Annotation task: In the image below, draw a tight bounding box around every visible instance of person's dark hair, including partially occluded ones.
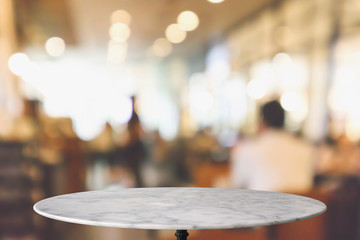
[261,100,285,129]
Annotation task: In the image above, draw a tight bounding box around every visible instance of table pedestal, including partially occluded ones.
[175,230,189,240]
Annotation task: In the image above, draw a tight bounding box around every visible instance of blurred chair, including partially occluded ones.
[0,141,36,239]
[325,176,360,240]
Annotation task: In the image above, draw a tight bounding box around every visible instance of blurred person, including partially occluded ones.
[231,100,314,193]
[121,96,147,187]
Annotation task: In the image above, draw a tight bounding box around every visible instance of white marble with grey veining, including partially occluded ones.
[33,187,326,230]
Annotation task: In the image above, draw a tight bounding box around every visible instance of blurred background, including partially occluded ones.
[1,0,360,239]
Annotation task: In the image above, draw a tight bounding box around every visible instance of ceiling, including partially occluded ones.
[67,0,275,59]
[13,0,276,60]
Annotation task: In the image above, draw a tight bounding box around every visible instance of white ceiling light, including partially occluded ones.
[109,23,131,42]
[177,11,199,31]
[45,37,66,57]
[165,24,187,44]
[8,53,30,76]
[207,0,225,3]
[280,91,303,112]
[247,79,266,100]
[111,9,132,25]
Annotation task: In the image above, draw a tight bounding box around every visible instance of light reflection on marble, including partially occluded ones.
[34,187,326,230]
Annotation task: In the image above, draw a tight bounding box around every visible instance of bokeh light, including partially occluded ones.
[207,0,225,3]
[280,91,303,112]
[109,95,133,125]
[152,38,172,57]
[329,67,360,114]
[246,79,266,100]
[111,9,132,25]
[45,37,66,57]
[272,52,293,67]
[224,76,248,129]
[165,24,187,44]
[206,43,231,83]
[8,53,30,76]
[108,41,127,64]
[177,11,199,31]
[189,87,215,126]
[109,23,131,42]
[73,118,105,141]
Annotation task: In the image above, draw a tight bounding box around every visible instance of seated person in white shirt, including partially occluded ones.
[231,100,314,193]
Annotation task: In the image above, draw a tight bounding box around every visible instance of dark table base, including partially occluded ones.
[175,230,189,240]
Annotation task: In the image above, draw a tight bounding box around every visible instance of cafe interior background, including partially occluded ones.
[1,0,360,239]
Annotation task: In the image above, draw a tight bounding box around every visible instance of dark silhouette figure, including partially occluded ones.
[123,96,147,187]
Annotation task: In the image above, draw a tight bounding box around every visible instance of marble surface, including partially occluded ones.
[34,187,326,230]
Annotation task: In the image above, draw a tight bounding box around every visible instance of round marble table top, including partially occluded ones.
[34,187,326,230]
